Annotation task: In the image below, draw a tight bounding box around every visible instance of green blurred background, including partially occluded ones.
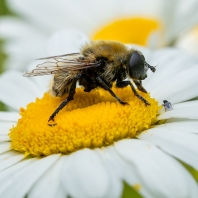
[0,0,12,111]
[0,0,7,74]
[0,0,12,74]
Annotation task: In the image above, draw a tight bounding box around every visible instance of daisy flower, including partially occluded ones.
[1,0,198,70]
[0,37,198,198]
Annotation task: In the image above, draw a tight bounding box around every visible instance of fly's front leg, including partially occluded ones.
[48,73,82,122]
[95,76,128,105]
[133,80,147,93]
[116,80,150,105]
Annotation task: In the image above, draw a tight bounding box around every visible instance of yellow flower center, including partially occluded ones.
[9,87,159,157]
[92,17,163,46]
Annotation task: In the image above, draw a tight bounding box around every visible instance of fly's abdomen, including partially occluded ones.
[50,72,75,97]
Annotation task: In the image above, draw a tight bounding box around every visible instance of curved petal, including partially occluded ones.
[175,27,198,57]
[139,128,198,169]
[149,64,198,104]
[0,121,16,135]
[0,112,20,121]
[155,120,198,134]
[166,0,198,45]
[0,142,11,154]
[28,157,66,198]
[0,154,60,198]
[0,158,37,195]
[0,70,43,111]
[96,148,124,198]
[0,135,10,142]
[0,151,25,171]
[140,128,198,155]
[98,146,152,198]
[144,49,198,92]
[115,139,197,198]
[47,28,89,55]
[61,149,110,198]
[0,17,43,39]
[158,106,198,120]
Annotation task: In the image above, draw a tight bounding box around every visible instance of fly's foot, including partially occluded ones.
[48,122,57,127]
[48,113,56,124]
[119,100,129,105]
[142,99,150,106]
[48,117,57,126]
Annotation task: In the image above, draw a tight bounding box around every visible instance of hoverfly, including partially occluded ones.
[24,40,156,122]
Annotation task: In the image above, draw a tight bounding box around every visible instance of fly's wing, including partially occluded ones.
[24,53,101,77]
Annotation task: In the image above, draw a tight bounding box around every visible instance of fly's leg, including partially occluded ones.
[116,80,150,105]
[48,73,82,122]
[95,76,128,105]
[133,80,147,93]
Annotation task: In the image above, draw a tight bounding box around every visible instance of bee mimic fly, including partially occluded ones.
[24,40,156,122]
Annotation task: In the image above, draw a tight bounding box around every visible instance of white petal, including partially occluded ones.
[139,129,198,169]
[0,70,42,110]
[6,0,164,35]
[0,151,25,171]
[29,156,66,198]
[98,146,153,198]
[155,120,198,134]
[0,154,60,198]
[151,65,198,104]
[181,164,198,198]
[0,142,11,154]
[61,149,110,198]
[47,28,89,55]
[0,121,16,135]
[0,112,19,121]
[166,0,198,44]
[7,0,79,32]
[0,135,10,142]
[115,139,193,198]
[140,128,198,155]
[158,106,198,120]
[3,36,47,70]
[175,27,198,57]
[0,17,43,39]
[173,100,198,109]
[144,48,198,91]
[96,148,123,198]
[0,158,37,196]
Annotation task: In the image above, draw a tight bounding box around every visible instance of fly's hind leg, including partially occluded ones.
[116,80,150,105]
[95,76,128,105]
[48,73,82,122]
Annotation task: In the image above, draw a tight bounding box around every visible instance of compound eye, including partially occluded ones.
[129,52,142,68]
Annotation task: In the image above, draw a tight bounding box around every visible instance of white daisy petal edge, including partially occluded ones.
[0,112,20,121]
[115,140,198,198]
[139,127,198,170]
[0,70,43,111]
[61,149,110,198]
[152,65,198,104]
[28,157,66,198]
[0,154,61,198]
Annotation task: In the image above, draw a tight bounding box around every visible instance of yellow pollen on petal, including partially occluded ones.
[133,183,142,191]
[92,17,162,46]
[9,86,159,157]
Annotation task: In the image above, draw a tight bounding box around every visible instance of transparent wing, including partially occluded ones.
[24,53,101,77]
